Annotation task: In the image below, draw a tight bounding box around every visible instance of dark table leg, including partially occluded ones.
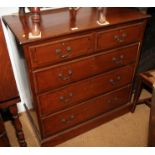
[131,76,143,112]
[0,113,10,147]
[148,84,155,146]
[9,104,27,147]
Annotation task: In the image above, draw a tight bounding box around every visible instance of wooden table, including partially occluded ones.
[0,20,27,147]
[0,113,10,147]
[148,83,155,146]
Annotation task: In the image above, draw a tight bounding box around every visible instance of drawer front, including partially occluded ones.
[29,34,94,69]
[33,44,139,93]
[97,23,144,51]
[41,85,131,137]
[38,64,135,116]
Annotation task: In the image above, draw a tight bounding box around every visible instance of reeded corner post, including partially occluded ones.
[31,7,41,23]
[18,7,29,39]
[18,7,41,39]
[69,7,80,31]
[19,7,26,16]
[148,83,155,146]
[97,7,109,26]
[29,7,41,39]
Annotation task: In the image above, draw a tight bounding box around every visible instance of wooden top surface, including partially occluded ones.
[2,7,150,45]
[0,21,19,102]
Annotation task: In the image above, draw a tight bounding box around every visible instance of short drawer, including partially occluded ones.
[37,64,135,116]
[41,85,131,138]
[28,34,94,69]
[33,44,139,93]
[97,22,145,50]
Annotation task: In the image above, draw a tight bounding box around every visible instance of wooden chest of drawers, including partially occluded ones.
[3,8,149,146]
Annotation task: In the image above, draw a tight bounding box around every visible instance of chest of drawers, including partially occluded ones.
[3,8,149,146]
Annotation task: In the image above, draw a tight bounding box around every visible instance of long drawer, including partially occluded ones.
[38,64,135,116]
[33,44,139,94]
[28,33,94,69]
[97,22,144,51]
[41,85,131,138]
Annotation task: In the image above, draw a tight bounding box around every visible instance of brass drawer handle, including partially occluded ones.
[114,33,127,43]
[59,92,73,103]
[109,79,115,85]
[66,46,72,52]
[58,69,73,81]
[61,114,75,124]
[114,35,124,43]
[61,118,67,123]
[55,46,72,59]
[55,48,61,54]
[69,115,75,120]
[116,76,121,81]
[109,76,121,85]
[112,55,124,65]
[120,55,124,59]
[121,33,127,38]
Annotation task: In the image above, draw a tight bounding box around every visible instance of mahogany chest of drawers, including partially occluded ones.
[3,8,149,146]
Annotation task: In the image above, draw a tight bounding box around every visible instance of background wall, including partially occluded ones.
[0,7,32,112]
[0,7,18,16]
